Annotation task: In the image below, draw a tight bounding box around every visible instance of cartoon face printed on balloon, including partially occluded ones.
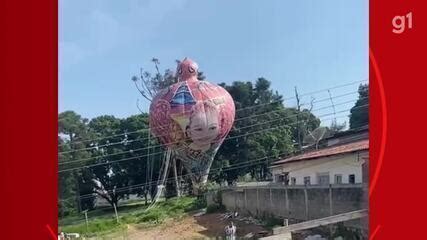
[177,58,199,82]
[186,101,220,152]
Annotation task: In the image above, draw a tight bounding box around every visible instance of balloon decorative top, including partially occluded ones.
[149,58,235,186]
[177,57,199,82]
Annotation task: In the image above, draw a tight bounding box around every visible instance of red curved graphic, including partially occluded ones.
[369,48,388,197]
[369,225,381,240]
[46,224,57,240]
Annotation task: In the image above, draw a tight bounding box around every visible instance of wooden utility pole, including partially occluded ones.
[82,210,89,233]
[172,157,181,197]
[69,133,82,213]
[74,170,81,213]
[113,203,119,223]
[145,131,151,205]
[294,87,302,150]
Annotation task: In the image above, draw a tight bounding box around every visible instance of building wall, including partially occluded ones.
[271,151,368,185]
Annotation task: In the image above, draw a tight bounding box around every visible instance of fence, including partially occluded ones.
[219,183,368,225]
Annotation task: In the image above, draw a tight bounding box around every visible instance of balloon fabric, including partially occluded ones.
[149,58,235,190]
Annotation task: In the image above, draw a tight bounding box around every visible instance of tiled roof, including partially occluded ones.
[272,139,369,166]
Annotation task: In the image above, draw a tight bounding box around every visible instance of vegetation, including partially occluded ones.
[59,59,367,220]
[212,78,319,184]
[349,84,369,129]
[61,197,203,237]
[58,78,323,217]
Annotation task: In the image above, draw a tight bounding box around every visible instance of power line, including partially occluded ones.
[236,79,367,113]
[58,113,340,166]
[300,90,358,107]
[59,80,366,147]
[58,94,356,154]
[58,102,357,166]
[59,101,367,168]
[58,104,367,172]
[59,107,354,167]
[59,131,369,203]
[59,95,365,155]
[59,149,301,202]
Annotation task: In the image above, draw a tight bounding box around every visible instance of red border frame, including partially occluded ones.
[0,0,426,239]
[0,0,58,239]
[369,0,426,239]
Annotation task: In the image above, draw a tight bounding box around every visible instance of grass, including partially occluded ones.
[60,196,204,237]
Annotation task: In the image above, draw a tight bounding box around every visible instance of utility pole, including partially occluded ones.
[69,133,81,213]
[74,170,81,213]
[173,157,181,197]
[294,87,302,150]
[145,131,151,205]
[113,203,119,223]
[82,210,89,233]
[327,89,337,126]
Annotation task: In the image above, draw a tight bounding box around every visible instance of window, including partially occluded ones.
[334,174,343,184]
[291,177,296,185]
[275,174,284,183]
[317,172,330,185]
[349,174,356,184]
[304,176,311,185]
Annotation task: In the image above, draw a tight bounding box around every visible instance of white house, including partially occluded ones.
[271,139,368,186]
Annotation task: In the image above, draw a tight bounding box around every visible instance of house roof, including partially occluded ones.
[272,139,369,166]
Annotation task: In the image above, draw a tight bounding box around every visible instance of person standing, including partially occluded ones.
[225,222,236,240]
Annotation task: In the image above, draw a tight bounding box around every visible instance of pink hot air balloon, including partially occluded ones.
[149,58,235,191]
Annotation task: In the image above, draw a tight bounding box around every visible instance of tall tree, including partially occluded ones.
[58,111,95,214]
[212,78,320,184]
[87,115,131,209]
[58,137,77,217]
[132,58,206,102]
[349,84,369,129]
[119,114,163,203]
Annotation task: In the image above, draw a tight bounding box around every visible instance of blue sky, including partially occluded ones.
[59,0,368,126]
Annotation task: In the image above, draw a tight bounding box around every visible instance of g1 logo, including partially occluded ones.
[392,12,412,34]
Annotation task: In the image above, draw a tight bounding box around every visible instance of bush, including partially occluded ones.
[138,210,166,223]
[62,218,124,237]
[136,197,199,223]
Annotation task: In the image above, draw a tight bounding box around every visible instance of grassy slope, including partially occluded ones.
[60,197,204,237]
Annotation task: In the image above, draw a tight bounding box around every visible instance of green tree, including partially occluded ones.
[119,114,164,203]
[58,111,96,214]
[349,84,369,129]
[132,58,206,102]
[87,115,131,208]
[58,137,77,217]
[212,78,320,184]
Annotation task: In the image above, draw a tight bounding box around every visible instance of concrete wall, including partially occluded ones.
[220,184,367,222]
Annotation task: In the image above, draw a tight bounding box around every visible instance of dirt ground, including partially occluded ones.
[125,212,271,239]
